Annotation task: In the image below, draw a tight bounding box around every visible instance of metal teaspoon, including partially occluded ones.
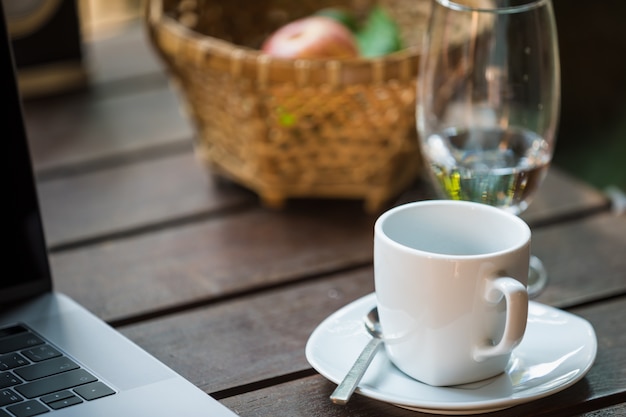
[330,307,383,405]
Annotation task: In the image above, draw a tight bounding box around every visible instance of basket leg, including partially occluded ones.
[364,195,385,214]
[260,191,286,210]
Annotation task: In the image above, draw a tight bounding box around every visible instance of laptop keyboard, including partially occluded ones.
[0,324,115,416]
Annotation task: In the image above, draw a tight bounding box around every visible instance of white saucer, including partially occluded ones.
[305,293,597,415]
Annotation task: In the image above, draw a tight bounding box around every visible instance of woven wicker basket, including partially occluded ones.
[145,0,433,212]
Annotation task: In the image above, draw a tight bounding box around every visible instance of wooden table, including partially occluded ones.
[22,21,626,417]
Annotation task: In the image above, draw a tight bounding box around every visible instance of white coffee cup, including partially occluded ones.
[374,200,530,386]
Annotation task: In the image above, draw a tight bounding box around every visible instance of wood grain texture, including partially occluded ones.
[118,268,376,392]
[37,153,256,248]
[582,404,626,417]
[23,85,193,172]
[521,168,610,226]
[532,213,626,308]
[50,201,377,322]
[49,199,624,323]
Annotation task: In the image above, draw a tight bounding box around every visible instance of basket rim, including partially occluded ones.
[145,0,422,85]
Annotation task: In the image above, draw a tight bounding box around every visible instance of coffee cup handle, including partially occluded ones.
[474,277,528,361]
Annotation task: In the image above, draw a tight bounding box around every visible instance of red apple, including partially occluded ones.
[261,16,359,59]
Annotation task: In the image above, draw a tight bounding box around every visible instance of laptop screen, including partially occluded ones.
[1,2,53,304]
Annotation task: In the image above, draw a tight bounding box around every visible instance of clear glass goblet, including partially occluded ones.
[416,0,560,297]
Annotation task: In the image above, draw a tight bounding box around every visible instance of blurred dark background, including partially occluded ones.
[551,0,626,191]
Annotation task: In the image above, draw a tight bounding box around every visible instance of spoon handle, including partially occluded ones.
[330,337,383,405]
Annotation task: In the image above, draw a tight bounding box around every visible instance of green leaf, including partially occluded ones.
[276,107,297,127]
[314,7,359,32]
[356,6,403,58]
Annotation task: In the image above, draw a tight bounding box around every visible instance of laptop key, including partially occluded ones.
[0,333,43,355]
[6,400,49,417]
[20,346,61,363]
[74,381,115,401]
[47,395,83,410]
[0,326,28,340]
[14,369,96,398]
[0,353,29,370]
[0,372,22,388]
[14,357,79,381]
[39,390,74,404]
[0,388,22,406]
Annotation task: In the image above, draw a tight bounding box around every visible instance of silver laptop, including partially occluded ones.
[0,4,237,416]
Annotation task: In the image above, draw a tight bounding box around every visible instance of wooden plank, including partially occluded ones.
[521,168,610,225]
[118,268,376,392]
[221,375,419,417]
[230,372,626,417]
[582,404,626,417]
[51,201,378,322]
[217,297,626,417]
[23,85,193,172]
[115,213,626,391]
[532,213,626,308]
[50,205,624,323]
[37,153,255,248]
[21,19,188,172]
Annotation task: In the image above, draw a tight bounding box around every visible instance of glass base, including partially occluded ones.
[528,255,548,298]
